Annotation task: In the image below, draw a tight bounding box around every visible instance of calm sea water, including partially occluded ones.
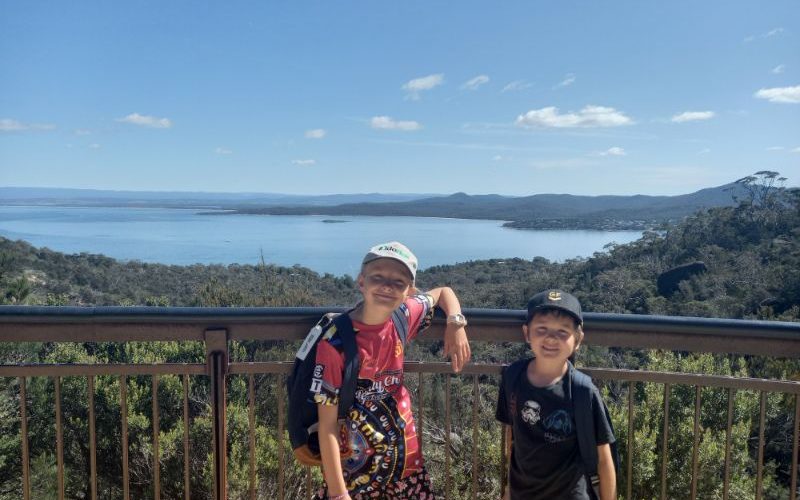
[0,206,642,277]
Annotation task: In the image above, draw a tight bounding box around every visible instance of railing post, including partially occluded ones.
[206,328,229,500]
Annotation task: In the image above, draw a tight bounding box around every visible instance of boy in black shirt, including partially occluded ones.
[496,289,616,499]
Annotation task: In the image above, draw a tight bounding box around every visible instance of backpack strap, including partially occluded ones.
[502,358,531,417]
[571,365,600,493]
[391,306,410,346]
[330,313,359,420]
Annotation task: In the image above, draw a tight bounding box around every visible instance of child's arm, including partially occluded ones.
[317,403,351,500]
[425,286,471,372]
[596,442,616,500]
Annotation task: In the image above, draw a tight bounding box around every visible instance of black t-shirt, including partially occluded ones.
[495,359,615,500]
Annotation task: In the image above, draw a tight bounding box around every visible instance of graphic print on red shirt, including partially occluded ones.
[311,294,434,495]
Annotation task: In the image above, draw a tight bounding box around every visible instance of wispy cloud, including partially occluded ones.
[215,147,233,155]
[291,159,316,166]
[596,146,626,156]
[744,27,784,43]
[698,148,711,155]
[772,64,787,74]
[370,116,422,131]
[0,118,56,132]
[515,106,633,128]
[671,111,715,123]
[74,129,92,136]
[766,146,785,151]
[305,128,327,139]
[554,73,576,89]
[792,147,800,153]
[461,75,490,91]
[754,85,800,103]
[88,143,101,149]
[116,113,172,128]
[501,80,533,93]
[402,73,444,100]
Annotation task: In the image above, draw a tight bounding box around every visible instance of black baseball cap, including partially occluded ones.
[525,289,583,325]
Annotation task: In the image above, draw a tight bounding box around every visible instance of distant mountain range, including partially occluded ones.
[0,183,748,230]
[0,187,431,207]
[228,183,748,230]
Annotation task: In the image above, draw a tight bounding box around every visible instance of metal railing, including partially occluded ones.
[0,306,799,499]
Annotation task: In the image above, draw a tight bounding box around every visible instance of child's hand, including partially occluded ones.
[443,325,471,372]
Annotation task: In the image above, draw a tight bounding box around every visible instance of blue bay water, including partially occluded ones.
[0,206,642,277]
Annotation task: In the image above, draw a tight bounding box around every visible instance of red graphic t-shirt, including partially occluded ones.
[311,294,434,495]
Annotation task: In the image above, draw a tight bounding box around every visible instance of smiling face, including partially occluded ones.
[357,258,413,314]
[522,310,583,365]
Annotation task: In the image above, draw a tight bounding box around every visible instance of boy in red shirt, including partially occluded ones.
[311,241,471,500]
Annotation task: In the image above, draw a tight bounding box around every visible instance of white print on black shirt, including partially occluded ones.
[521,400,541,426]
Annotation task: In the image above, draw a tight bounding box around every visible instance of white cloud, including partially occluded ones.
[116,112,172,128]
[698,148,711,155]
[215,147,233,155]
[501,80,533,93]
[766,146,785,151]
[492,155,504,161]
[754,85,800,103]
[305,128,327,139]
[792,147,800,153]
[597,147,626,156]
[402,73,444,99]
[554,73,576,89]
[744,27,784,42]
[671,110,715,123]
[461,75,489,91]
[515,105,633,128]
[291,159,316,166]
[0,118,56,132]
[89,143,101,149]
[370,116,422,131]
[772,64,787,74]
[74,129,92,136]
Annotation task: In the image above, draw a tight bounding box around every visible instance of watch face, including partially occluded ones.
[447,313,467,326]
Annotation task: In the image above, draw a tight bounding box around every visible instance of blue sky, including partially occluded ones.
[1,1,798,196]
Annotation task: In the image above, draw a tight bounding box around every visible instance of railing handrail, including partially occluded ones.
[1,306,798,357]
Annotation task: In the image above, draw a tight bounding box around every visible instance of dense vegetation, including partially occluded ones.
[0,171,798,498]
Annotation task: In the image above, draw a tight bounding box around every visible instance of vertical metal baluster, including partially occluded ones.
[121,376,129,500]
[305,466,311,500]
[418,372,424,456]
[249,374,256,500]
[445,375,451,500]
[627,382,634,500]
[791,395,799,500]
[501,424,511,497]
[55,376,64,500]
[278,374,285,500]
[472,375,479,500]
[660,384,670,500]
[755,391,766,500]
[20,377,30,500]
[183,374,190,500]
[690,386,701,500]
[88,376,97,500]
[153,375,160,500]
[723,389,734,500]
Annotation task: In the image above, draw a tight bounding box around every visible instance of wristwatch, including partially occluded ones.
[446,313,468,328]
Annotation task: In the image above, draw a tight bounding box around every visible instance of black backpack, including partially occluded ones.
[287,308,409,466]
[502,359,620,499]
